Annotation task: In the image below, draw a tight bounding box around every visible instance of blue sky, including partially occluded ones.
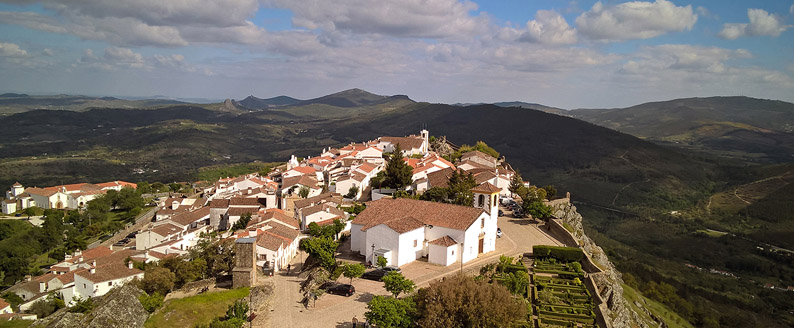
[0,0,792,108]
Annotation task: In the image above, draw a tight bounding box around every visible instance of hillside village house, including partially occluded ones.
[2,181,137,214]
[350,181,500,267]
[372,130,429,156]
[8,247,144,309]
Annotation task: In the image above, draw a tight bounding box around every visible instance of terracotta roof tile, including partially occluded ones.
[293,193,342,209]
[379,136,424,150]
[75,262,143,283]
[256,234,284,251]
[229,197,261,206]
[354,198,485,232]
[429,236,458,247]
[281,175,319,190]
[227,207,257,217]
[151,223,183,237]
[210,199,230,208]
[171,207,210,226]
[471,182,501,194]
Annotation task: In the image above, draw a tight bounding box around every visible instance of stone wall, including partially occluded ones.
[547,201,660,328]
[232,238,256,288]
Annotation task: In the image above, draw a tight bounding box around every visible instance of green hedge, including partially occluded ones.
[539,316,577,327]
[533,245,583,262]
[501,264,528,274]
[540,313,594,324]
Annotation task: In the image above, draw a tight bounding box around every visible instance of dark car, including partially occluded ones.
[498,209,504,217]
[326,283,355,296]
[513,210,526,218]
[362,266,401,281]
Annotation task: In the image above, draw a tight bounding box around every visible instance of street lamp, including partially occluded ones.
[459,242,463,274]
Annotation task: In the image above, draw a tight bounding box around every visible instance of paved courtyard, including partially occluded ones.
[260,207,569,328]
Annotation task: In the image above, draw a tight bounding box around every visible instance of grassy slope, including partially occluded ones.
[0,320,33,328]
[622,283,694,328]
[145,287,250,328]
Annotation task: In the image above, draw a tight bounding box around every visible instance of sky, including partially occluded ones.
[0,0,793,109]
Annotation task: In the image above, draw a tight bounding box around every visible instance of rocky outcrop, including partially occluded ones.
[549,201,661,328]
[429,135,455,158]
[33,285,149,328]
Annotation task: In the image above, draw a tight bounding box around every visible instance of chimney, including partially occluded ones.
[89,267,96,274]
[79,256,84,262]
[91,260,96,267]
[24,275,31,282]
[325,207,330,213]
[172,201,179,210]
[128,261,133,269]
[39,282,46,293]
[249,228,257,237]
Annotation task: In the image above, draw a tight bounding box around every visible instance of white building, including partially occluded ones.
[350,181,500,267]
[71,261,144,304]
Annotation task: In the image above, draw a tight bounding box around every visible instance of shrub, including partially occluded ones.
[532,245,583,263]
[139,292,164,313]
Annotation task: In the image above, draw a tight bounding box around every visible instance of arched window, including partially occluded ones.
[478,194,484,207]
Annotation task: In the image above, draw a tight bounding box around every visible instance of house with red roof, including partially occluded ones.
[350,182,499,267]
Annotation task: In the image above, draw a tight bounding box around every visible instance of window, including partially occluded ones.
[108,282,112,286]
[413,240,417,247]
[478,194,484,206]
[481,218,484,229]
[451,250,455,256]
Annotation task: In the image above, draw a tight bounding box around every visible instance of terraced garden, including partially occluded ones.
[531,246,597,328]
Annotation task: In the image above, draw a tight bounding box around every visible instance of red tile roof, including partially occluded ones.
[379,136,424,150]
[471,182,501,194]
[429,236,458,247]
[210,199,231,208]
[151,223,183,237]
[170,207,210,226]
[75,262,143,283]
[289,166,318,175]
[227,207,257,217]
[354,198,485,232]
[281,175,319,190]
[229,197,261,206]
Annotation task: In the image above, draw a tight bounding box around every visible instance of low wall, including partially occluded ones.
[546,218,579,247]
[584,273,610,328]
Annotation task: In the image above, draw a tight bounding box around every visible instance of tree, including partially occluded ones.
[344,186,359,199]
[376,256,388,269]
[190,235,235,277]
[140,267,176,296]
[522,201,552,220]
[300,236,338,271]
[298,186,310,198]
[365,295,415,328]
[382,271,415,298]
[508,173,523,195]
[384,144,414,190]
[68,297,94,313]
[503,271,529,296]
[342,263,365,284]
[414,274,526,328]
[230,212,252,232]
[136,181,152,195]
[542,185,557,200]
[23,207,37,219]
[169,183,182,193]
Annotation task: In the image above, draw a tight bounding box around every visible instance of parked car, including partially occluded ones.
[325,283,355,297]
[498,209,504,217]
[362,266,401,281]
[126,232,137,239]
[513,210,526,218]
[497,227,503,238]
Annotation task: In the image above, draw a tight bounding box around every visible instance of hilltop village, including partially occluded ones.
[0,131,632,328]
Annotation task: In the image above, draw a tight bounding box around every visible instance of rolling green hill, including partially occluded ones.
[0,94,188,115]
[570,96,794,163]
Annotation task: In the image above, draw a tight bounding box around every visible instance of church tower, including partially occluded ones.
[471,181,500,221]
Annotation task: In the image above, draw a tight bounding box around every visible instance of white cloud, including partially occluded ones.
[0,42,28,57]
[718,9,791,39]
[0,0,266,47]
[41,48,54,56]
[104,47,145,68]
[501,10,577,44]
[790,4,793,15]
[263,0,489,39]
[575,0,698,41]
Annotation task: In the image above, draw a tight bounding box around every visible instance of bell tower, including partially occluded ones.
[471,182,500,221]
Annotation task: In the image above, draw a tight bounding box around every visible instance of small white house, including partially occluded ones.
[70,262,144,304]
